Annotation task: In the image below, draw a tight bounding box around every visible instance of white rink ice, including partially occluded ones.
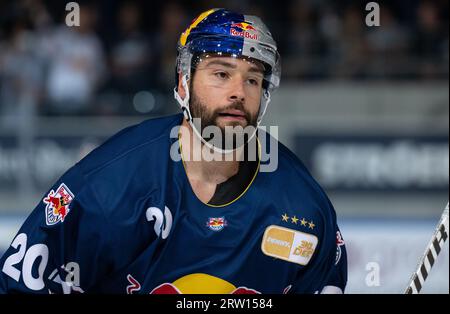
[341,219,449,294]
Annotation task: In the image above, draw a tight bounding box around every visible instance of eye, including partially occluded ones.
[247,78,262,86]
[214,71,229,79]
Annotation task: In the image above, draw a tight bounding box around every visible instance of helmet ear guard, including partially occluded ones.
[173,74,191,121]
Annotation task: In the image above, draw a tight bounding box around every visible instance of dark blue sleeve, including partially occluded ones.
[290,201,348,294]
[321,227,348,293]
[0,165,113,294]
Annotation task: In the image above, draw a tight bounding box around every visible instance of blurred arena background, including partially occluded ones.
[0,0,448,293]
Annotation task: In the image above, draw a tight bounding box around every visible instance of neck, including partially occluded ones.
[179,119,244,184]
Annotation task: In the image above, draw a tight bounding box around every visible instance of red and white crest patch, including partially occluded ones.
[43,183,74,225]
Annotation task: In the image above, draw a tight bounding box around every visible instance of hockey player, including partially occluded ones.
[0,8,347,294]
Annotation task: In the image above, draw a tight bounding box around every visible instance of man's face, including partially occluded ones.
[188,56,264,137]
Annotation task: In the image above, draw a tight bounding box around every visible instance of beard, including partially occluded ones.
[189,88,258,151]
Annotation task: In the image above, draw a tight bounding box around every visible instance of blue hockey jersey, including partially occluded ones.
[0,113,347,294]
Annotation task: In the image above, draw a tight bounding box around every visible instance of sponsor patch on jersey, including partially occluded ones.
[335,231,345,265]
[206,217,227,232]
[261,225,318,266]
[43,183,74,226]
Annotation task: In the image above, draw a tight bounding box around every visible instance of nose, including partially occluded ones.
[228,78,246,103]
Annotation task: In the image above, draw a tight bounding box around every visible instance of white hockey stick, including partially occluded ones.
[405,202,449,294]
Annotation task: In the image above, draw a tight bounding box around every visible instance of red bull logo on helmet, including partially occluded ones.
[150,273,260,294]
[43,183,74,225]
[231,22,256,31]
[230,22,258,40]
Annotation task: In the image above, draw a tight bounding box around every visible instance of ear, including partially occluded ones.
[177,73,187,99]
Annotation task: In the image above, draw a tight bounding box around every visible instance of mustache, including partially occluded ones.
[212,102,251,123]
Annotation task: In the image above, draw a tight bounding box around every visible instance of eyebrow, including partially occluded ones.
[203,59,264,74]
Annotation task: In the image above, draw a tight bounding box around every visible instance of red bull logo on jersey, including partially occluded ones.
[230,22,258,40]
[43,183,74,225]
[150,273,260,294]
[206,217,227,231]
[126,274,141,294]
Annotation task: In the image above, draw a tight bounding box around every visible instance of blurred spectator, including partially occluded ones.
[153,1,188,91]
[283,1,329,79]
[98,1,155,115]
[413,1,448,79]
[366,6,411,79]
[0,8,45,126]
[110,2,154,93]
[330,5,370,80]
[0,0,448,118]
[39,3,106,115]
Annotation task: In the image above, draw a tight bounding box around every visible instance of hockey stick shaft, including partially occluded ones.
[405,202,449,294]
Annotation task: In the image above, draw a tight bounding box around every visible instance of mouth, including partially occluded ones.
[217,110,247,121]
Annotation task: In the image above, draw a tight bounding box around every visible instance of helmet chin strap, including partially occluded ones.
[174,74,271,155]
